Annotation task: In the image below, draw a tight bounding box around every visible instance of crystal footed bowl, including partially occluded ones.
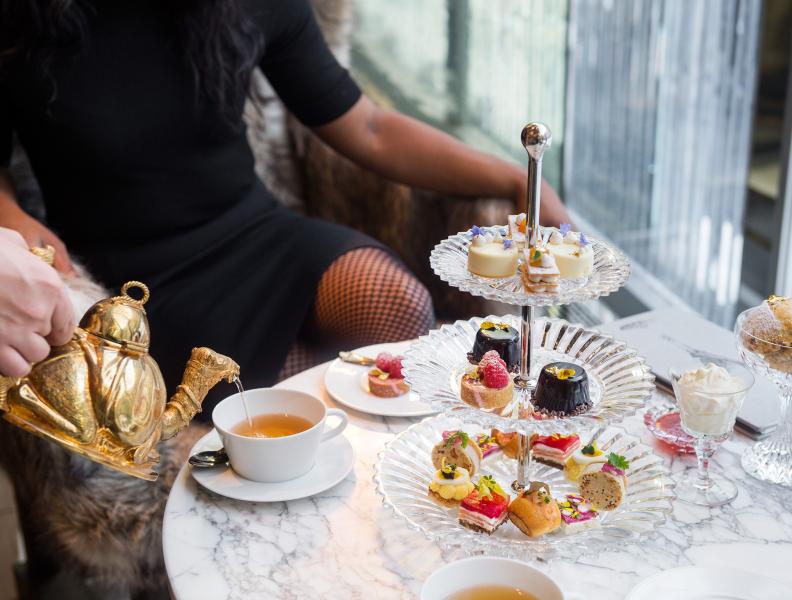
[374,415,675,561]
[430,226,630,307]
[735,299,792,487]
[402,315,655,436]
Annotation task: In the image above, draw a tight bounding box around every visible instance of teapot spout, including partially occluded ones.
[160,347,240,441]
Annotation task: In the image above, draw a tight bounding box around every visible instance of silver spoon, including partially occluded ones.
[189,449,229,468]
[338,351,375,366]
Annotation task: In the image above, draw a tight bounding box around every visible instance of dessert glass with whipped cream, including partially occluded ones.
[735,297,792,487]
[670,360,754,506]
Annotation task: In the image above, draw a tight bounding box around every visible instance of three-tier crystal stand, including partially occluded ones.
[378,123,671,560]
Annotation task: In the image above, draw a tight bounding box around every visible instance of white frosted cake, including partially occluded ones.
[546,225,594,278]
[467,227,518,278]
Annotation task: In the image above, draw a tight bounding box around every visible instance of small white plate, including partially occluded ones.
[324,341,436,417]
[626,567,791,600]
[189,429,355,502]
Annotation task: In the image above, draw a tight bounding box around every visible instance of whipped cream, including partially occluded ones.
[676,363,747,437]
[549,229,564,245]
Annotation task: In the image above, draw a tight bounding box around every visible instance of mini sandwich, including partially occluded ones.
[458,475,510,535]
[507,213,528,247]
[508,481,561,538]
[432,431,483,476]
[530,433,581,469]
[579,453,630,511]
[557,494,600,534]
[491,429,521,459]
[428,462,475,508]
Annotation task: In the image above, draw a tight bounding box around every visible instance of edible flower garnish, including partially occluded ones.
[444,430,470,449]
[579,232,589,246]
[440,459,458,480]
[606,453,630,471]
[547,365,576,380]
[559,223,571,235]
[470,225,485,238]
[475,475,506,499]
[503,239,513,250]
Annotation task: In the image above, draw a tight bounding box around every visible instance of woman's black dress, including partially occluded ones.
[0,0,383,409]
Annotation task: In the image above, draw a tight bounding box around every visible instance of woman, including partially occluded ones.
[0,0,569,398]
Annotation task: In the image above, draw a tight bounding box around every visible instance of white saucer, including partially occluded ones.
[189,429,355,502]
[626,567,791,600]
[324,341,436,417]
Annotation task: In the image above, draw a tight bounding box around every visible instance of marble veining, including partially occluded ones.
[164,325,792,600]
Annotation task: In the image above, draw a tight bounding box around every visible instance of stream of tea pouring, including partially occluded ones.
[233,376,265,437]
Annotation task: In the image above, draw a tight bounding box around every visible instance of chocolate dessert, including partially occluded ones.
[468,321,520,372]
[532,361,592,416]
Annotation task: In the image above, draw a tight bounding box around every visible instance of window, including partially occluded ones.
[351,0,790,327]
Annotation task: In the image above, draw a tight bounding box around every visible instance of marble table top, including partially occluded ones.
[163,310,792,599]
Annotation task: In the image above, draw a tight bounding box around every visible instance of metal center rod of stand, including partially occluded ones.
[513,123,552,492]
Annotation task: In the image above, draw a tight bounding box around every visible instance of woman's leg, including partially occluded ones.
[278,247,435,380]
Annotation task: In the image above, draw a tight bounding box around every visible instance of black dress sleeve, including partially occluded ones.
[0,92,11,166]
[258,0,362,127]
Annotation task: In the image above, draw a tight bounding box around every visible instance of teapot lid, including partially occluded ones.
[79,281,152,350]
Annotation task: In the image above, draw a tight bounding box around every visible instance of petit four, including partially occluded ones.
[579,453,629,511]
[458,475,510,535]
[546,223,593,279]
[565,441,606,482]
[508,481,562,538]
[428,462,475,507]
[468,321,520,372]
[521,245,561,294]
[491,429,520,459]
[533,362,592,416]
[507,213,528,247]
[368,353,409,398]
[740,295,792,373]
[460,351,514,411]
[530,433,581,469]
[557,494,600,534]
[467,226,519,278]
[474,433,501,458]
[433,431,483,476]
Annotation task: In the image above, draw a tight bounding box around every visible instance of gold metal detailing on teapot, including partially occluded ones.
[0,275,240,480]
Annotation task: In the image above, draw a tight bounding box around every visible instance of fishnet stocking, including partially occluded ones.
[278,247,435,380]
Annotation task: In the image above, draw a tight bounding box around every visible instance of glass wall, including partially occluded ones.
[351,0,771,326]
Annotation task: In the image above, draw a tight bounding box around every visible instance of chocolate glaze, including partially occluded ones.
[468,322,520,372]
[533,361,592,416]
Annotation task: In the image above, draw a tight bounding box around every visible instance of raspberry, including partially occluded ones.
[478,351,507,378]
[481,360,510,389]
[375,352,393,372]
[389,356,404,379]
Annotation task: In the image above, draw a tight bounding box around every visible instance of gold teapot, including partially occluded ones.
[0,279,239,480]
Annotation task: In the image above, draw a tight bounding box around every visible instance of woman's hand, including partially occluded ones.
[0,197,75,274]
[0,227,75,377]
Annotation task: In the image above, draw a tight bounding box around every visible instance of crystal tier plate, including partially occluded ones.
[374,415,675,561]
[402,315,655,436]
[430,226,630,307]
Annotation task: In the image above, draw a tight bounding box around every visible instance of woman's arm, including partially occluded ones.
[0,169,74,274]
[314,96,571,226]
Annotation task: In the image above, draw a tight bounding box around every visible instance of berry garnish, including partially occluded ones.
[481,359,510,389]
[375,352,393,372]
[389,356,404,379]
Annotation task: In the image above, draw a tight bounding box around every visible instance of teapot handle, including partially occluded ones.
[29,245,55,266]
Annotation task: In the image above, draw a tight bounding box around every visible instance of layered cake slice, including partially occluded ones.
[579,453,630,511]
[521,246,561,294]
[530,433,581,469]
[557,493,600,534]
[460,351,514,410]
[458,475,510,534]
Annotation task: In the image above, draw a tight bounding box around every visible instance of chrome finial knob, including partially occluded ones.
[521,122,552,161]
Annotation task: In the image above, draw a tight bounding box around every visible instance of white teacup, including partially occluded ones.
[421,557,576,600]
[213,388,348,483]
